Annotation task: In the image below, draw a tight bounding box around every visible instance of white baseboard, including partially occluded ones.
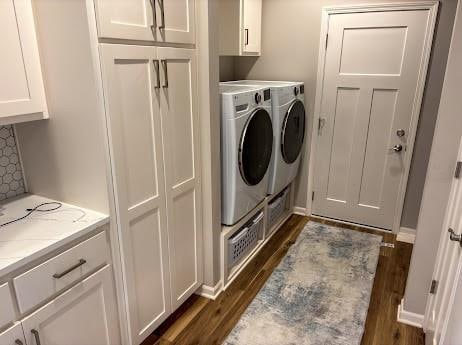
[197,280,223,300]
[293,206,307,216]
[397,298,424,328]
[397,227,416,244]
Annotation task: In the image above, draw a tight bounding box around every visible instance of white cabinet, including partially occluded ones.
[242,0,262,54]
[219,0,262,56]
[21,266,120,345]
[0,0,47,124]
[95,0,195,44]
[100,44,202,344]
[0,323,26,345]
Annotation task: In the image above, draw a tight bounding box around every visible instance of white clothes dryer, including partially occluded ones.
[219,84,273,225]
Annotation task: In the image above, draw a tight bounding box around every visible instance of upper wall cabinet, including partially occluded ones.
[219,0,262,56]
[95,0,195,44]
[0,0,48,125]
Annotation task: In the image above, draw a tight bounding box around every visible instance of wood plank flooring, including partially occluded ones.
[142,215,424,345]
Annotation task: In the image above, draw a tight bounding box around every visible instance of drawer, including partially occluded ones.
[14,231,109,314]
[0,283,15,328]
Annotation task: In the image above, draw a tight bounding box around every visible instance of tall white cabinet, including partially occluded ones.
[11,0,203,343]
[100,44,202,343]
[96,1,202,344]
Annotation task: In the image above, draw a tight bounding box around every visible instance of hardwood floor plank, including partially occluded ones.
[143,215,424,345]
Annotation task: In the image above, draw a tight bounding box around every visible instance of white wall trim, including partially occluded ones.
[397,227,417,244]
[305,1,439,234]
[197,280,223,300]
[293,207,308,216]
[398,298,424,328]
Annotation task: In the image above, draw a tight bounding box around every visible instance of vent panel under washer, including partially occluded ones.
[228,211,264,268]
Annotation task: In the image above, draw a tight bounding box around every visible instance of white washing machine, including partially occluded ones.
[220,84,273,226]
[222,81,306,195]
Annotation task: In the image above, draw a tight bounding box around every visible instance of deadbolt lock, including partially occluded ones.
[392,144,403,153]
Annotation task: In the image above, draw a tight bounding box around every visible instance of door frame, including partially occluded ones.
[305,1,439,233]
[423,137,462,337]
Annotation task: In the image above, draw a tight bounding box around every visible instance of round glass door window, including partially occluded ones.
[239,109,273,186]
[281,100,305,164]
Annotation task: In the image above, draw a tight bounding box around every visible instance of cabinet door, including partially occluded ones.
[158,47,203,309]
[0,0,47,120]
[242,0,262,55]
[94,0,156,41]
[99,44,171,344]
[94,0,195,44]
[0,323,26,345]
[21,266,120,345]
[159,0,195,44]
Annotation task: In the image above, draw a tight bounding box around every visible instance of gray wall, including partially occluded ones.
[404,1,462,316]
[224,0,457,229]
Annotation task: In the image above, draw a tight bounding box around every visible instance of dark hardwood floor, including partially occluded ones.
[142,215,424,345]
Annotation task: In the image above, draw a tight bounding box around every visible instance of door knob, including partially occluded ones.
[448,228,462,247]
[391,144,403,153]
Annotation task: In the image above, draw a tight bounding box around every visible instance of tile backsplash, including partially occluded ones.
[0,126,25,201]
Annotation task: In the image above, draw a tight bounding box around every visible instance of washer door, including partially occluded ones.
[239,108,273,186]
[281,100,306,164]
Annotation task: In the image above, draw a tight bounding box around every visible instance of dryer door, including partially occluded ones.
[239,108,273,186]
[281,100,305,164]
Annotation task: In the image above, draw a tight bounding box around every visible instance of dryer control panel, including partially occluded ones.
[220,85,272,120]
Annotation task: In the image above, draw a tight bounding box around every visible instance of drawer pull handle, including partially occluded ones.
[15,340,24,345]
[53,259,87,279]
[31,329,41,345]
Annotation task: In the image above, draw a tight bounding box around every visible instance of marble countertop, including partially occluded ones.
[0,194,109,277]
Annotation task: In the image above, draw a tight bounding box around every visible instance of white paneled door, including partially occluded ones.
[157,47,203,310]
[313,8,436,230]
[100,44,171,344]
[424,140,462,345]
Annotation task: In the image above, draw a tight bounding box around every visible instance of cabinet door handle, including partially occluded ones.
[245,28,249,45]
[15,340,23,345]
[153,60,161,89]
[158,0,165,29]
[150,0,157,28]
[31,329,41,345]
[52,259,86,279]
[161,60,169,88]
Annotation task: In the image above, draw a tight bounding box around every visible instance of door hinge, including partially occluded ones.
[325,33,329,49]
[430,279,438,294]
[312,191,315,201]
[455,161,462,179]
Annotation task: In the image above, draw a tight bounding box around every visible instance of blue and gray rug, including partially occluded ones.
[224,221,382,345]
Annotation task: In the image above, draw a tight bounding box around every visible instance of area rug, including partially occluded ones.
[223,221,382,345]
